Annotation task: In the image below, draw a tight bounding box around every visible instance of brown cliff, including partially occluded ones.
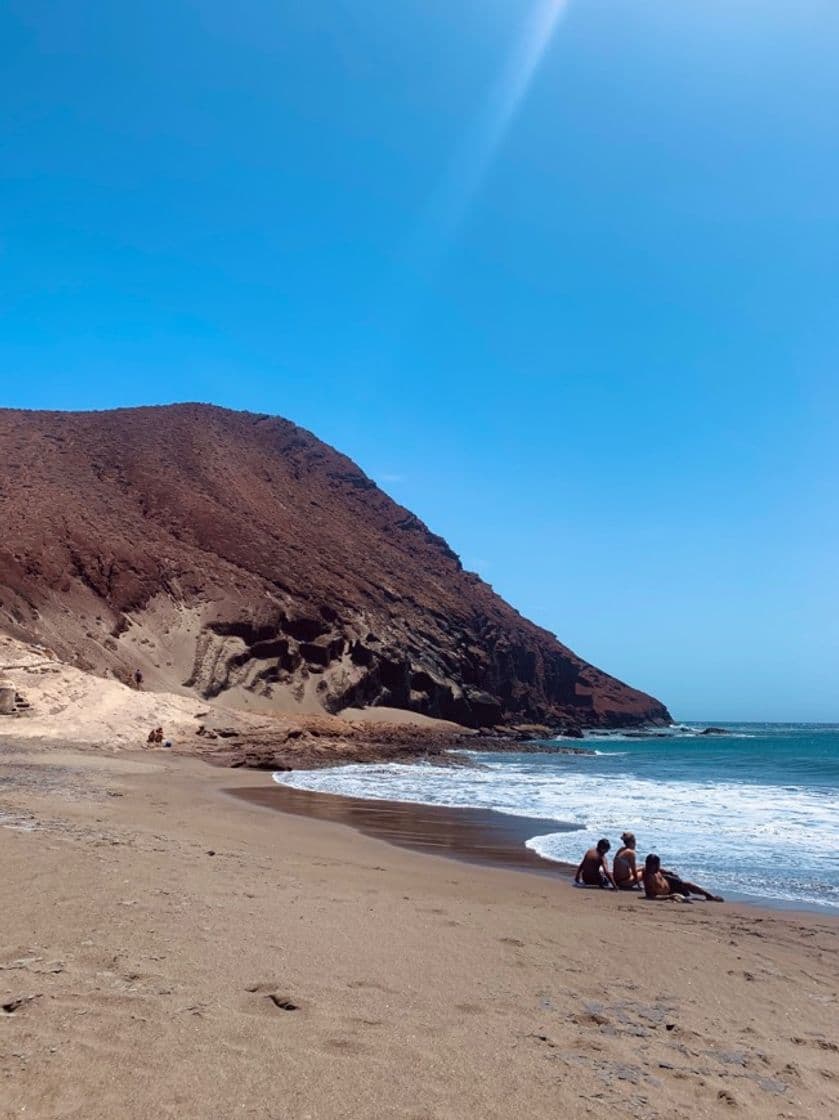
[0,404,670,731]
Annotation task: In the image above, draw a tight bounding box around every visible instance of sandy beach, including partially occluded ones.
[1,738,837,1120]
[3,2,837,1115]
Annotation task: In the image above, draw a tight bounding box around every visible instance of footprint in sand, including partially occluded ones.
[2,994,40,1014]
[322,1036,365,1055]
[245,982,301,1013]
[347,978,396,994]
[791,1035,838,1052]
[267,994,299,1011]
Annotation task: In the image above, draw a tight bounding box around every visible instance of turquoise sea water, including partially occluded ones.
[275,724,839,913]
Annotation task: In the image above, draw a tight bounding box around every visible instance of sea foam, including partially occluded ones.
[274,727,839,912]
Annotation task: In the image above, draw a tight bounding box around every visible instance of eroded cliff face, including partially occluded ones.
[0,404,669,730]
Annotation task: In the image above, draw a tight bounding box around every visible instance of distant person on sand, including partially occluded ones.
[575,839,617,889]
[613,832,644,889]
[643,854,723,902]
[134,669,143,689]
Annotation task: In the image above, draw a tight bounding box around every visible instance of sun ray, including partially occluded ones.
[420,0,571,259]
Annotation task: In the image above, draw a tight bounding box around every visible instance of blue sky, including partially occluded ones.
[2,1,837,720]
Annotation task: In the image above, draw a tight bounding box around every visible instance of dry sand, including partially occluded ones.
[0,633,208,747]
[1,735,837,1120]
[336,706,474,732]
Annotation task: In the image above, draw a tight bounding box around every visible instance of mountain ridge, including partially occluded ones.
[0,403,670,731]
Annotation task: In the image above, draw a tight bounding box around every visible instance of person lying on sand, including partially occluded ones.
[613,832,644,889]
[643,854,723,902]
[575,839,617,889]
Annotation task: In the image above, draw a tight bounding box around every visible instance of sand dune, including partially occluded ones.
[0,634,208,748]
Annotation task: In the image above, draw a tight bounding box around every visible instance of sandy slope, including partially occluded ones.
[0,634,209,747]
[337,705,473,731]
[0,636,473,766]
[0,738,836,1120]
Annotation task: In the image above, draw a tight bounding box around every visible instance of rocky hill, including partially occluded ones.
[0,404,669,731]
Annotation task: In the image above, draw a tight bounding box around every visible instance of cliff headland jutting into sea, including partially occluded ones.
[0,404,668,741]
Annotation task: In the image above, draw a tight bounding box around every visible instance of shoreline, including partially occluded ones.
[227,782,572,875]
[228,774,839,918]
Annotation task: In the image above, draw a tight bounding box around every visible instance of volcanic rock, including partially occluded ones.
[0,404,669,730]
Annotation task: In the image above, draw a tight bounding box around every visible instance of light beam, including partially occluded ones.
[421,0,571,258]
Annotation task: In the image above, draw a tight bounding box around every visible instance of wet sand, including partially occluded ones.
[228,783,574,873]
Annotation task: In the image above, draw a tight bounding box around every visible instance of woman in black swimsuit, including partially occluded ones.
[643,854,723,902]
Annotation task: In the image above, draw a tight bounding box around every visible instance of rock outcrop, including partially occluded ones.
[0,404,669,730]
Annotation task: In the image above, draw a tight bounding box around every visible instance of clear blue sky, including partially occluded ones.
[2,1,837,720]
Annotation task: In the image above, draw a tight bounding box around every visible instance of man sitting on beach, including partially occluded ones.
[613,831,644,889]
[575,838,617,889]
[643,854,723,902]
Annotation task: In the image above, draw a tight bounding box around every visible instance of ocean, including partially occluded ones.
[274,723,839,913]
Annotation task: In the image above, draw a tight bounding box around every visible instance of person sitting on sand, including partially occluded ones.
[643,854,723,902]
[613,831,644,890]
[575,839,617,889]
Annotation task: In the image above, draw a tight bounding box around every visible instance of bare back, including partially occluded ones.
[614,846,640,888]
[579,847,607,886]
